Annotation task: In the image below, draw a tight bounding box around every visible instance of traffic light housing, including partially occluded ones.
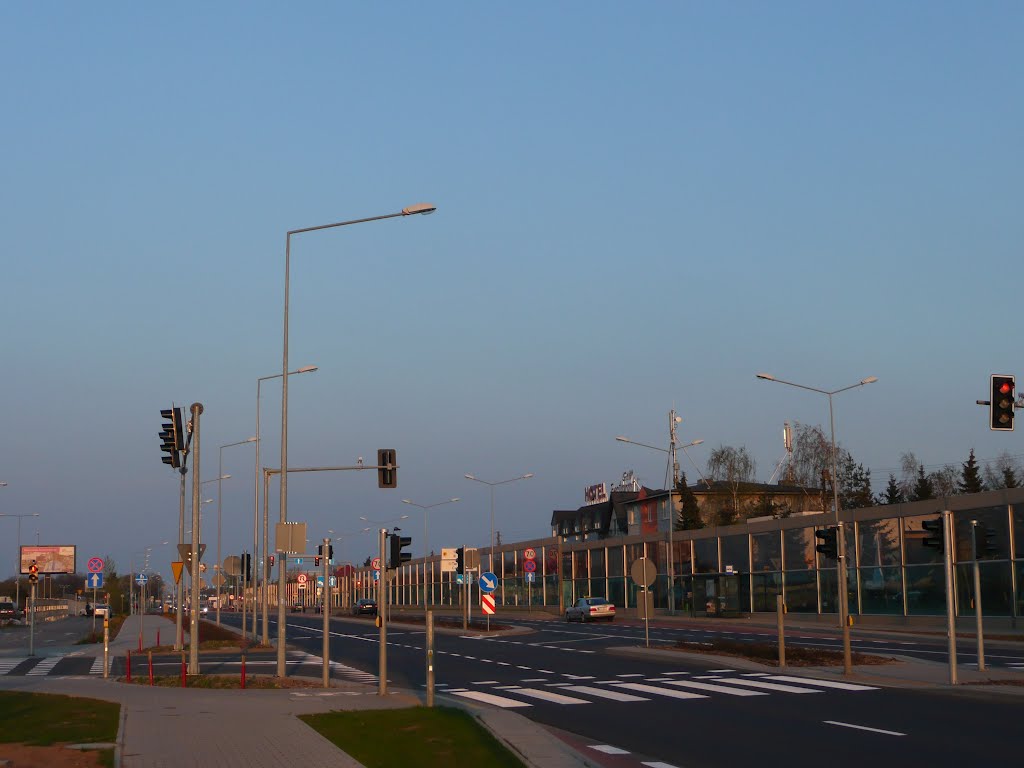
[389,533,412,569]
[815,527,838,560]
[990,375,1015,431]
[314,555,322,567]
[241,553,251,582]
[316,544,335,564]
[456,546,465,575]
[268,554,275,568]
[28,561,39,585]
[377,449,397,489]
[922,518,944,549]
[159,407,184,468]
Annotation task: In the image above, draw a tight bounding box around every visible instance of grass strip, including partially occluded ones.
[0,691,119,746]
[300,707,524,768]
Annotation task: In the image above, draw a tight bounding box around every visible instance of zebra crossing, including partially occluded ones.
[294,651,379,685]
[444,670,880,709]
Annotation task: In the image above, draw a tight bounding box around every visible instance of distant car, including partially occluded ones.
[292,601,306,613]
[93,604,112,618]
[199,605,209,615]
[352,599,377,616]
[565,597,615,623]
[0,601,16,622]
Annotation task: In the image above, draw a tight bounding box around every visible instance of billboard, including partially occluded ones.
[20,545,77,575]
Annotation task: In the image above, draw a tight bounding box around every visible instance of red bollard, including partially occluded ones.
[148,651,153,686]
[180,652,187,687]
[241,652,246,689]
[126,650,132,683]
[157,629,161,647]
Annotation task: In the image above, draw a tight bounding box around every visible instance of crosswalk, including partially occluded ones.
[445,671,880,709]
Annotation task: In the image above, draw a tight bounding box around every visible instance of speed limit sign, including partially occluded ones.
[524,548,536,560]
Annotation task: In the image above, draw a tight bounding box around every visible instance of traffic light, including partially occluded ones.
[314,555,322,567]
[990,375,1015,431]
[327,545,333,563]
[159,407,184,468]
[241,553,251,582]
[389,533,412,569]
[456,546,465,575]
[268,554,275,568]
[377,448,397,489]
[28,561,39,585]
[922,518,944,549]
[974,522,997,557]
[815,527,838,560]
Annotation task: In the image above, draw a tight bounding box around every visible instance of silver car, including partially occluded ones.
[565,597,616,622]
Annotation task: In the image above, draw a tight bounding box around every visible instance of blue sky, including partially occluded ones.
[2,3,1021,579]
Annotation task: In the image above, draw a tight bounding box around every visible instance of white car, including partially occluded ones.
[93,604,111,617]
[565,597,616,623]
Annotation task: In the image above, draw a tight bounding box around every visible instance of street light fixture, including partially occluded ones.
[755,371,878,675]
[254,365,318,639]
[463,474,534,575]
[218,438,256,626]
[616,410,704,615]
[278,203,436,678]
[401,497,461,606]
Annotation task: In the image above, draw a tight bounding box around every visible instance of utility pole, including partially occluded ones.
[188,403,204,676]
[378,528,388,696]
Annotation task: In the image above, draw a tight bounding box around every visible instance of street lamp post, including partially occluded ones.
[218,439,256,626]
[0,509,39,619]
[756,372,878,675]
[463,474,534,576]
[279,202,436,678]
[254,365,318,638]
[616,412,704,616]
[401,498,460,606]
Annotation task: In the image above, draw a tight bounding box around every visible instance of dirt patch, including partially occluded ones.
[972,678,1024,687]
[671,638,895,666]
[0,743,111,768]
[119,674,329,689]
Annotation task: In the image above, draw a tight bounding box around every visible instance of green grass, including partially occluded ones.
[300,707,524,768]
[0,690,120,746]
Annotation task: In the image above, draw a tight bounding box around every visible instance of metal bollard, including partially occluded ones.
[148,651,154,686]
[180,652,187,687]
[126,650,132,683]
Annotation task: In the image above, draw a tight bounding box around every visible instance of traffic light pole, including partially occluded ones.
[188,403,204,676]
[322,537,331,688]
[378,528,388,696]
[971,520,986,671]
[175,467,186,651]
[943,510,958,685]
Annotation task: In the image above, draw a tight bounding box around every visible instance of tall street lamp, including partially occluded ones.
[218,438,256,625]
[617,411,704,615]
[756,372,878,675]
[278,202,436,678]
[254,365,318,638]
[0,508,39,617]
[401,497,460,606]
[464,474,534,575]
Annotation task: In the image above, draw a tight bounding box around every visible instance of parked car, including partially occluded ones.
[93,604,112,618]
[0,600,17,622]
[565,596,615,623]
[352,599,377,616]
[292,601,306,613]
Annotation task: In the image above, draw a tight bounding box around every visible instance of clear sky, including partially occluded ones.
[2,3,1021,579]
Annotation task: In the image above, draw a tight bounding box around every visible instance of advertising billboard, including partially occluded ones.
[20,545,77,575]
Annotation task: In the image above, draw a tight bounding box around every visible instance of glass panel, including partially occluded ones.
[952,507,1011,561]
[674,539,693,574]
[904,514,944,565]
[784,570,818,612]
[818,569,837,614]
[857,518,901,567]
[955,561,1012,616]
[693,538,719,574]
[720,535,749,573]
[904,563,948,615]
[752,532,782,572]
[859,566,903,614]
[1014,504,1024,559]
[607,546,624,578]
[783,527,816,570]
[752,572,782,612]
[573,549,589,581]
[590,549,607,581]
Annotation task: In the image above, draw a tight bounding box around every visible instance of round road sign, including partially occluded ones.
[523,548,536,560]
[87,557,105,573]
[371,557,382,571]
[296,573,308,584]
[630,557,657,588]
[523,559,537,573]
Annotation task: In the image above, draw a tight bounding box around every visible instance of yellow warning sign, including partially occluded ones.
[171,561,184,585]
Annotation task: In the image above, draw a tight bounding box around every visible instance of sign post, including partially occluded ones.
[630,557,657,648]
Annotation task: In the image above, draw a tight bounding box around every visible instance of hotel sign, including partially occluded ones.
[584,483,608,505]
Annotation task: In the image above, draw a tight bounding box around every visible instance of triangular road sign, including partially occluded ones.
[171,561,184,585]
[177,544,207,575]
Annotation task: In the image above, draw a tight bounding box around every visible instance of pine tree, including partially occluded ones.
[838,454,873,510]
[958,448,985,494]
[878,474,904,505]
[1004,466,1020,488]
[675,472,704,530]
[911,465,934,502]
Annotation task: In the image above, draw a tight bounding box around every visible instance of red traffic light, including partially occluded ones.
[1000,382,1013,395]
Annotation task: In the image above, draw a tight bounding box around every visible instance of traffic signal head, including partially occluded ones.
[922,518,944,549]
[314,555,322,567]
[241,553,251,581]
[327,545,334,562]
[377,449,397,489]
[159,407,185,468]
[456,546,465,575]
[268,554,275,568]
[389,533,412,569]
[815,527,838,560]
[990,375,1015,431]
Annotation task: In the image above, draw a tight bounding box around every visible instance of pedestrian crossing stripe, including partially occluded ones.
[706,677,822,694]
[451,690,532,708]
[26,657,61,676]
[0,658,29,673]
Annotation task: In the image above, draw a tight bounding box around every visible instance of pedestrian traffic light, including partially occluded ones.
[815,527,838,560]
[456,546,465,575]
[314,555,322,567]
[159,407,184,468]
[990,375,1015,431]
[377,449,397,489]
[922,518,944,549]
[974,522,997,557]
[389,533,412,569]
[268,554,275,568]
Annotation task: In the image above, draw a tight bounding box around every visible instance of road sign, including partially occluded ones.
[135,573,148,585]
[373,570,380,582]
[481,594,495,615]
[297,582,306,590]
[329,576,336,587]
[371,557,382,571]
[525,572,536,584]
[440,548,457,573]
[211,574,226,587]
[479,572,497,593]
[224,555,241,577]
[455,573,464,584]
[630,557,657,588]
[523,559,537,573]
[178,544,207,576]
[523,548,536,560]
[296,573,308,584]
[316,576,325,587]
[86,572,103,589]
[87,557,104,574]
[171,561,184,584]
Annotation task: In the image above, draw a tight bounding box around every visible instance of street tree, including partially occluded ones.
[958,449,985,494]
[983,451,1021,489]
[930,465,959,498]
[877,474,904,505]
[838,454,873,510]
[706,445,756,522]
[910,465,934,502]
[674,472,703,530]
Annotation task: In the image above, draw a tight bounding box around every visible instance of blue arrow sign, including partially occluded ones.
[525,572,536,584]
[316,576,325,587]
[135,573,148,585]
[479,572,497,593]
[329,576,336,587]
[373,570,380,582]
[455,574,464,584]
[86,572,103,589]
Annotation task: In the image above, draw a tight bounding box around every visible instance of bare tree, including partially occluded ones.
[706,445,756,523]
[984,450,1023,489]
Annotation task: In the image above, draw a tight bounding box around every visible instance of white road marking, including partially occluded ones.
[708,677,822,694]
[590,745,630,754]
[663,679,768,696]
[824,720,905,736]
[765,675,878,691]
[564,685,649,702]
[613,683,707,700]
[451,690,532,708]
[512,687,590,704]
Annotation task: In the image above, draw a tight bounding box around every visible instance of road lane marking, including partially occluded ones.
[662,679,768,696]
[512,687,590,704]
[613,683,707,700]
[765,675,878,691]
[590,745,630,754]
[707,677,823,694]
[451,690,532,708]
[824,721,905,736]
[565,685,650,702]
